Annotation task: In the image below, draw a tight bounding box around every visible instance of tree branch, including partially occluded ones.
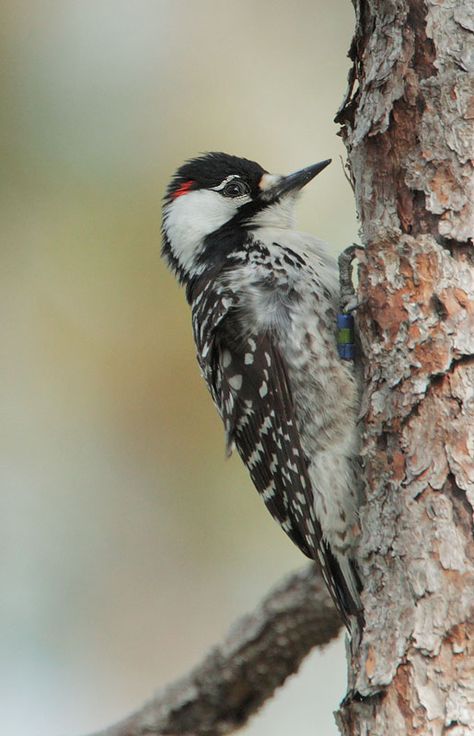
[86,564,342,736]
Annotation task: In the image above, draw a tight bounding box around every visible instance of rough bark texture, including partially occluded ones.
[336,0,474,734]
[85,565,342,736]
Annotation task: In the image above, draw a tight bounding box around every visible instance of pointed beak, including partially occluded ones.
[260,159,332,202]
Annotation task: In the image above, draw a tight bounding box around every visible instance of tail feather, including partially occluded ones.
[322,540,364,633]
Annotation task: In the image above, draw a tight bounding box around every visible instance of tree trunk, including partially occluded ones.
[336,0,474,734]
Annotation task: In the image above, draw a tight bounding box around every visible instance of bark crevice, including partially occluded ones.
[337,0,474,732]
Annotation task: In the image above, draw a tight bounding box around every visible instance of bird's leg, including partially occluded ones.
[338,244,364,314]
[337,245,365,362]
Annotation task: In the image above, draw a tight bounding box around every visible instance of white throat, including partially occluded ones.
[248,195,297,230]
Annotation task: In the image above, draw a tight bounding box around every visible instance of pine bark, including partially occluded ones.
[336,1,474,734]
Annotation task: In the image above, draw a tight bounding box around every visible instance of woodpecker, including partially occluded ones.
[162,152,363,631]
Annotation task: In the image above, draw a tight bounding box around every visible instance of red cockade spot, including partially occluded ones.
[171,180,195,199]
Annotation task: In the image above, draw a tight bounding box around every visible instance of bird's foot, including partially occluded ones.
[338,244,364,314]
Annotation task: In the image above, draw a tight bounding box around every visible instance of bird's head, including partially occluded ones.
[162,152,331,282]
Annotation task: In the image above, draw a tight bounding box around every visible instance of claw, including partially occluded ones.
[338,243,364,313]
[342,295,359,313]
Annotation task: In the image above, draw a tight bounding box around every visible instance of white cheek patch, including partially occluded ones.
[163,189,240,273]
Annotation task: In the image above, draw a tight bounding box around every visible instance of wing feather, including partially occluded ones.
[191,285,361,627]
[219,323,316,552]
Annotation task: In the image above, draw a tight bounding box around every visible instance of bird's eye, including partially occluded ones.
[221,180,250,198]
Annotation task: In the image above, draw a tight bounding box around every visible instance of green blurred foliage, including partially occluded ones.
[1,2,357,734]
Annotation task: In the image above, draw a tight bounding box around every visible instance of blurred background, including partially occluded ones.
[1,2,358,734]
